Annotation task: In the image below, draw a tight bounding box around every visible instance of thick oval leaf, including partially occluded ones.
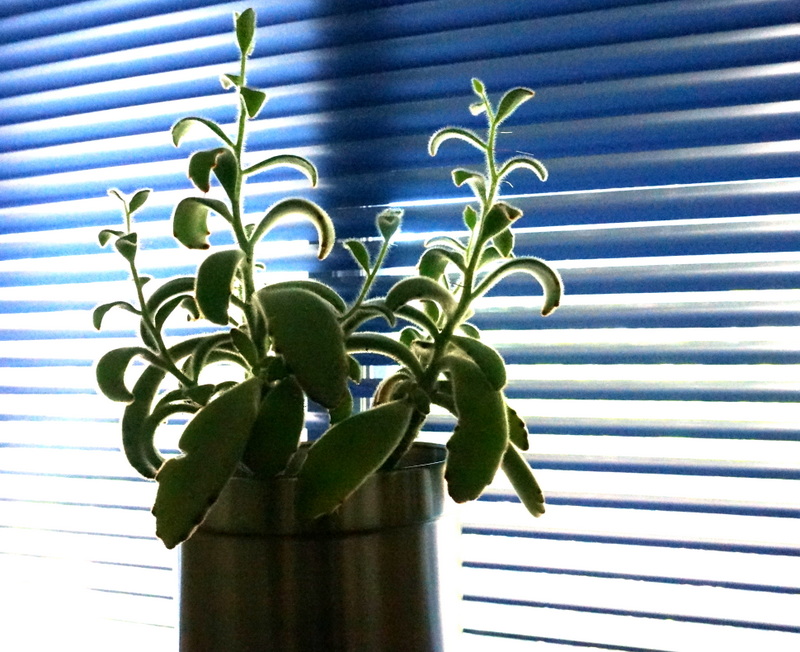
[240,86,267,118]
[385,276,457,317]
[220,73,242,90]
[495,87,535,125]
[129,189,151,215]
[479,202,523,244]
[471,78,486,96]
[419,247,464,279]
[463,205,478,230]
[493,227,514,257]
[188,148,224,193]
[229,327,259,367]
[120,337,210,478]
[98,228,124,247]
[153,294,193,334]
[498,156,548,183]
[428,126,486,157]
[255,288,348,409]
[153,376,262,548]
[96,347,151,403]
[243,154,317,186]
[451,335,506,390]
[172,199,211,249]
[502,445,545,517]
[243,376,305,478]
[257,279,347,315]
[328,386,354,425]
[195,249,245,325]
[474,257,563,317]
[92,301,140,330]
[346,332,424,379]
[442,355,508,503]
[171,117,233,148]
[376,208,403,241]
[251,198,335,260]
[121,364,168,478]
[145,276,196,314]
[114,232,138,263]
[506,401,529,451]
[344,239,371,273]
[235,7,256,55]
[296,399,414,520]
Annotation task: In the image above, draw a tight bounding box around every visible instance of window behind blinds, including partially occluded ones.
[1,0,798,650]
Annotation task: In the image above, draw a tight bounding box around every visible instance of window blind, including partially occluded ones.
[1,0,799,650]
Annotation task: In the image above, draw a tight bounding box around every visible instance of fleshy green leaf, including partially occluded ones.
[98,229,124,247]
[153,376,262,548]
[399,327,422,347]
[243,376,305,477]
[459,322,481,339]
[121,364,168,478]
[424,235,466,252]
[451,335,507,390]
[171,117,233,148]
[347,355,362,383]
[419,247,464,279]
[442,355,509,502]
[229,327,259,368]
[493,227,514,257]
[172,197,233,250]
[235,7,256,56]
[129,189,151,215]
[451,169,486,201]
[498,156,548,183]
[120,337,210,478]
[474,257,563,317]
[479,202,523,244]
[258,279,347,314]
[502,445,545,517]
[114,233,138,263]
[251,198,335,260]
[385,276,457,317]
[219,73,243,90]
[187,148,238,199]
[495,87,535,125]
[328,387,353,426]
[428,126,486,157]
[478,245,503,269]
[195,249,245,325]
[344,239,371,273]
[372,370,413,406]
[255,288,349,409]
[469,102,486,116]
[107,188,125,205]
[296,399,414,520]
[463,205,478,230]
[243,154,317,186]
[93,301,140,330]
[240,86,267,118]
[96,347,150,403]
[346,332,424,379]
[376,208,403,241]
[506,402,529,451]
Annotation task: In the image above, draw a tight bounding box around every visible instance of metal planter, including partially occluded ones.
[178,442,450,651]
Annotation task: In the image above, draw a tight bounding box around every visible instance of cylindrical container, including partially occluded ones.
[178,442,449,651]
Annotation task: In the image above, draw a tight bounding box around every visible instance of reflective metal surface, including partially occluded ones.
[179,443,448,651]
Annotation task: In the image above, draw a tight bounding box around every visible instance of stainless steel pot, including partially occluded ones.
[178,442,450,651]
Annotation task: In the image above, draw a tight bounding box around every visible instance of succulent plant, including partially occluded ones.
[94,8,562,549]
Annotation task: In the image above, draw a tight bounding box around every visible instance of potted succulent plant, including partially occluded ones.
[93,8,562,651]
